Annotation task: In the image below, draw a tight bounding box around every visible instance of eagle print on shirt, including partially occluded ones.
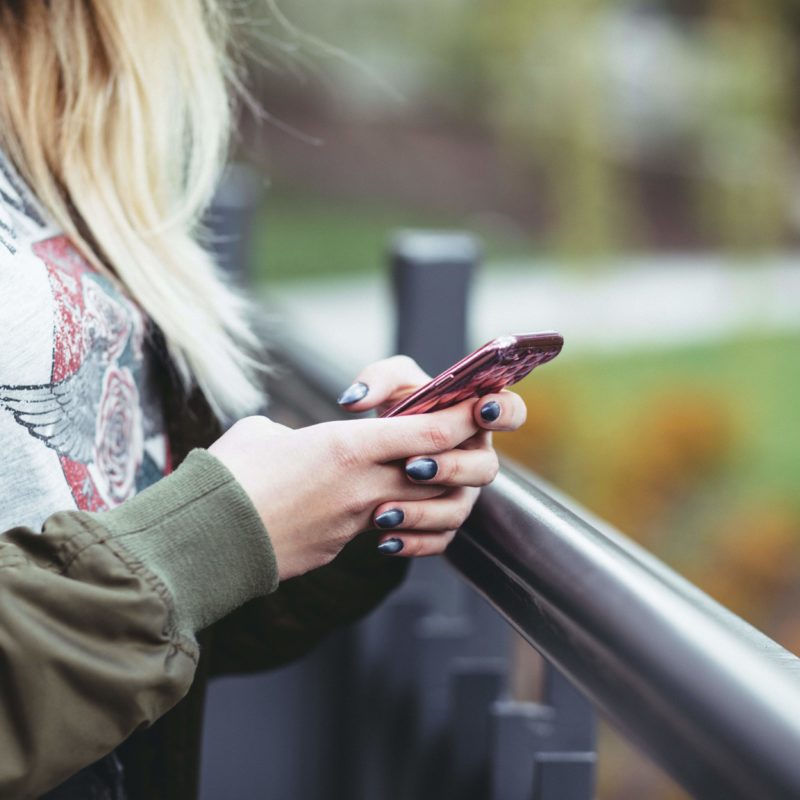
[0,236,168,510]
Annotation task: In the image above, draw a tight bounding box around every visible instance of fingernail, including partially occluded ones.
[405,458,438,481]
[480,400,501,422]
[377,538,404,555]
[375,508,405,529]
[337,382,369,405]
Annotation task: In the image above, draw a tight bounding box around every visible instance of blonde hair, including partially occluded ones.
[0,0,262,421]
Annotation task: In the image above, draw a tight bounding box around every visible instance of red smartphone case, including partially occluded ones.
[380,332,563,418]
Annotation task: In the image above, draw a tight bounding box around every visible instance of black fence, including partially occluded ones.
[200,174,800,800]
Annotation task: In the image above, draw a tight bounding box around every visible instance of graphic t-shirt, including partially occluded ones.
[0,153,170,532]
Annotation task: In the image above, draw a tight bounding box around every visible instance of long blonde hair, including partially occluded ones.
[0,0,262,420]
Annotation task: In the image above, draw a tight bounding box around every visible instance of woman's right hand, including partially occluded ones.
[207,402,484,581]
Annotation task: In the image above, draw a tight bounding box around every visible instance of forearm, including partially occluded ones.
[0,450,277,799]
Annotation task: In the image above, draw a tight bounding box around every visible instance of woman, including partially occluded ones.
[0,2,526,799]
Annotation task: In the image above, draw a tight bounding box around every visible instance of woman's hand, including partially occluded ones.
[336,355,527,558]
[209,356,526,579]
[208,398,479,580]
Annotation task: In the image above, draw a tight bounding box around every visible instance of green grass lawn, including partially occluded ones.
[249,189,541,283]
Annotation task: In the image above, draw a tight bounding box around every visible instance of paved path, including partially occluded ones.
[262,255,800,374]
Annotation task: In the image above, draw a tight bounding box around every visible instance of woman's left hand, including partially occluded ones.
[337,355,527,557]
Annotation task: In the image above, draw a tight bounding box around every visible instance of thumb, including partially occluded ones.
[337,355,431,412]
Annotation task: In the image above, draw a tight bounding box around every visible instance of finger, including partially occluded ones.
[376,529,459,558]
[359,399,481,462]
[459,430,492,451]
[337,355,431,412]
[473,390,527,432]
[373,464,448,503]
[373,488,478,534]
[403,447,499,488]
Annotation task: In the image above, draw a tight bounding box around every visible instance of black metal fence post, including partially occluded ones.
[380,231,521,799]
[449,658,507,800]
[391,230,478,376]
[388,230,597,800]
[489,669,597,800]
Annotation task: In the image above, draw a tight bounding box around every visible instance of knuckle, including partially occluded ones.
[328,428,363,472]
[406,504,424,530]
[342,486,371,517]
[424,421,450,453]
[392,354,418,370]
[441,456,459,484]
[403,537,426,558]
[447,509,466,530]
[342,494,366,518]
[482,452,500,485]
[442,531,459,550]
[317,546,339,569]
[516,398,528,427]
[456,493,478,523]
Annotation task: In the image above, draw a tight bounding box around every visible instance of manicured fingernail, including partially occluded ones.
[377,538,404,555]
[337,382,369,405]
[375,508,405,529]
[480,400,501,422]
[405,458,438,481]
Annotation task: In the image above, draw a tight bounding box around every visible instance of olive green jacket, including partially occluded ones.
[0,392,407,799]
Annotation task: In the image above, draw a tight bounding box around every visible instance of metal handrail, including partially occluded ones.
[267,332,800,800]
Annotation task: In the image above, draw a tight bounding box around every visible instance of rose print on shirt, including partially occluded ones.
[0,236,146,509]
[95,366,143,503]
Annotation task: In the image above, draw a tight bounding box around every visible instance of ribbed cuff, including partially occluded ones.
[91,449,278,634]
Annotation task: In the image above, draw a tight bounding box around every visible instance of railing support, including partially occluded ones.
[489,668,596,800]
[391,230,477,376]
[387,230,596,800]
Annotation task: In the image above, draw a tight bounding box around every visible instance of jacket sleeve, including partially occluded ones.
[0,449,277,800]
[208,530,408,676]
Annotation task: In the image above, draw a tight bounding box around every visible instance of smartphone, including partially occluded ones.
[380,332,563,418]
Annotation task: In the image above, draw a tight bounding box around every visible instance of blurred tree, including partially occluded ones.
[246,0,800,256]
[462,0,796,256]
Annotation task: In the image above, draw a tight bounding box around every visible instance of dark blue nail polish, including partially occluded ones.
[375,508,405,529]
[337,382,369,405]
[480,400,501,422]
[405,458,438,481]
[377,538,404,555]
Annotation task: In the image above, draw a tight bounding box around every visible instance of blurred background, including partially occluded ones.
[225,1,800,797]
